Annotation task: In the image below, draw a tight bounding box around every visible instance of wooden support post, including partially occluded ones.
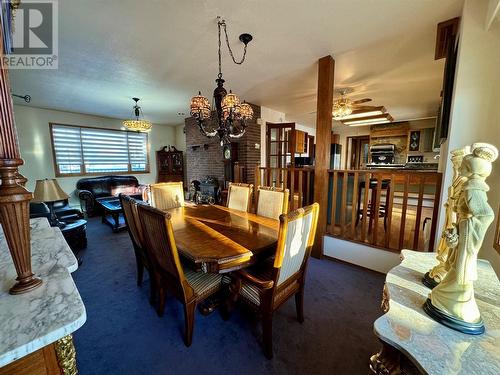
[312,55,334,258]
[0,27,41,294]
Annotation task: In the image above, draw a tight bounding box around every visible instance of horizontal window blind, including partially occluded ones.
[51,125,84,174]
[50,124,149,176]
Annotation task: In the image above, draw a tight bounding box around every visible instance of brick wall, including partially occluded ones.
[237,104,261,185]
[185,104,261,187]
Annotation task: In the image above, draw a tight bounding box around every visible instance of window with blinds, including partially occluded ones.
[50,123,149,176]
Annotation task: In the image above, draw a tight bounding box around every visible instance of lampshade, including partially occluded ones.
[222,91,241,119]
[239,101,254,120]
[122,119,153,132]
[190,92,211,120]
[33,179,69,203]
[123,97,153,132]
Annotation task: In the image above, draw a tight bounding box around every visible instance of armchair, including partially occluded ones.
[29,202,51,219]
[53,199,84,222]
[120,194,155,303]
[255,186,289,219]
[30,199,84,223]
[137,204,223,347]
[29,198,87,255]
[227,182,253,212]
[149,182,185,210]
[230,203,319,359]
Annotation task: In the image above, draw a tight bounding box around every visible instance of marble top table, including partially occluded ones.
[373,249,500,375]
[0,218,87,367]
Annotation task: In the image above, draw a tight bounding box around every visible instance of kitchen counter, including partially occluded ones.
[366,163,438,171]
[0,218,86,369]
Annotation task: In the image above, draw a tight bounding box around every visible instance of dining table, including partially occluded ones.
[165,203,280,274]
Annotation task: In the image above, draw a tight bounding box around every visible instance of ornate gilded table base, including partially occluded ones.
[369,341,421,375]
[370,283,421,375]
[54,334,78,375]
[369,341,401,375]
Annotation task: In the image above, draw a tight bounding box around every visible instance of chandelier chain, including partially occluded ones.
[218,19,247,68]
[218,20,223,78]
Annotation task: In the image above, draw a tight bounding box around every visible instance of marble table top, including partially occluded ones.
[0,218,86,367]
[374,250,500,375]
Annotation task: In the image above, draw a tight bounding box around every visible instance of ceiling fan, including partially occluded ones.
[307,87,393,126]
[332,88,372,120]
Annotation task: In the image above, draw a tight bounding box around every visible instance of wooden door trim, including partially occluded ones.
[266,122,295,168]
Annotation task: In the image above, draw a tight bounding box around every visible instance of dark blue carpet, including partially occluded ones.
[73,217,385,375]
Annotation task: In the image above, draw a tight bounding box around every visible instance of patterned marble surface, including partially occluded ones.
[0,218,86,367]
[374,250,500,375]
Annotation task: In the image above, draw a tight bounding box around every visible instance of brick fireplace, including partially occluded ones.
[185,104,261,188]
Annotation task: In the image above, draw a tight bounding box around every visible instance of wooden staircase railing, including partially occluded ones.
[326,169,442,252]
[254,166,314,211]
[253,166,443,253]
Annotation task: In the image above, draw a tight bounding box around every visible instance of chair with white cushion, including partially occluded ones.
[150,182,185,210]
[232,203,319,358]
[255,186,289,219]
[137,204,223,347]
[227,182,253,212]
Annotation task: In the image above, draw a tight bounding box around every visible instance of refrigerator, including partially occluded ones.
[330,143,342,169]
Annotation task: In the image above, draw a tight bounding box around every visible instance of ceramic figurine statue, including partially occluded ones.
[423,146,470,288]
[424,143,498,335]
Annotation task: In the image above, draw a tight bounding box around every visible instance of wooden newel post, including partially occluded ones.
[312,56,335,258]
[0,30,42,294]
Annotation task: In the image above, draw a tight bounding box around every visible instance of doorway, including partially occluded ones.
[266,122,295,168]
[346,135,370,169]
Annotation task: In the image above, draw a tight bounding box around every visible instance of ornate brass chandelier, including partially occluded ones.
[190,18,253,146]
[123,97,152,132]
[332,90,353,120]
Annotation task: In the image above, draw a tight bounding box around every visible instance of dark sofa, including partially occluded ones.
[76,175,146,216]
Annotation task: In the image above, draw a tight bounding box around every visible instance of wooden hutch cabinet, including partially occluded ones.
[156,146,184,183]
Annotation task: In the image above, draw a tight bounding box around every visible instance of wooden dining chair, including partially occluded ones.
[231,203,319,359]
[255,186,289,219]
[227,182,253,212]
[137,204,223,347]
[150,181,185,210]
[119,194,153,292]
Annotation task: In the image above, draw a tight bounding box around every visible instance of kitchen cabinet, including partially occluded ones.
[287,129,308,154]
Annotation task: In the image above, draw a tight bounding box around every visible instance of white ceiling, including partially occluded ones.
[10,0,463,127]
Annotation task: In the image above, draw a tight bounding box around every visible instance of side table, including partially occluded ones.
[370,250,500,375]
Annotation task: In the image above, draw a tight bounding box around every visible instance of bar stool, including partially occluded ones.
[355,178,391,232]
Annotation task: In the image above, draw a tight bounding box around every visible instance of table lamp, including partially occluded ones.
[33,179,69,227]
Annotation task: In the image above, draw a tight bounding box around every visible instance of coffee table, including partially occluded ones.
[95,197,126,232]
